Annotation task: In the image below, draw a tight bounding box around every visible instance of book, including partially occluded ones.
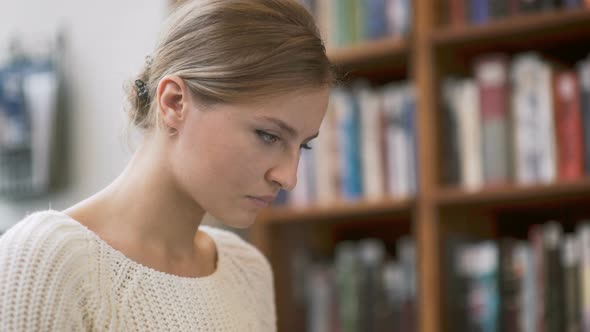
[577,57,590,175]
[448,0,467,27]
[305,263,337,332]
[529,224,546,332]
[475,54,513,186]
[359,84,386,200]
[577,222,590,332]
[469,0,491,24]
[365,0,389,40]
[402,84,419,195]
[382,260,406,330]
[335,241,360,332]
[357,239,386,332]
[516,243,537,332]
[383,83,411,197]
[543,221,565,332]
[511,53,556,185]
[552,70,585,181]
[457,79,483,191]
[562,234,581,332]
[315,94,340,205]
[442,78,463,186]
[499,238,521,332]
[397,236,417,332]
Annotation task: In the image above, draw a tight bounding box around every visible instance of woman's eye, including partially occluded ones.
[256,130,279,144]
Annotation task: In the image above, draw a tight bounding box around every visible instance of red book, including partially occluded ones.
[475,54,512,186]
[552,70,585,181]
[448,0,466,28]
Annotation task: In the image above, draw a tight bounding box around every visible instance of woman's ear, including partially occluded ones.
[157,75,190,133]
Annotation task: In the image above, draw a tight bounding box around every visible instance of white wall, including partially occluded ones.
[0,0,169,230]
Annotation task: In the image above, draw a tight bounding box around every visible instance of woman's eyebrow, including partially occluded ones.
[258,116,319,141]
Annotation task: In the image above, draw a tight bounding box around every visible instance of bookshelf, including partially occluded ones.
[258,198,413,225]
[437,179,590,207]
[432,8,590,47]
[247,2,590,332]
[327,37,409,72]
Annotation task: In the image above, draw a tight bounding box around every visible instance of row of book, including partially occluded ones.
[302,237,416,332]
[442,52,590,191]
[445,0,590,27]
[299,0,411,48]
[447,220,590,332]
[277,82,418,207]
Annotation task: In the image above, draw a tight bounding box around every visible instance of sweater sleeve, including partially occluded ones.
[0,212,93,331]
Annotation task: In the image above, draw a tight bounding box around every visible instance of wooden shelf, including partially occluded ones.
[437,178,590,208]
[258,197,414,224]
[327,37,409,70]
[432,8,590,51]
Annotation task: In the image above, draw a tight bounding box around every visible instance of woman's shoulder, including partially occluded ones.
[0,210,94,330]
[2,209,90,242]
[201,225,274,287]
[0,209,93,265]
[201,225,272,274]
[202,225,276,327]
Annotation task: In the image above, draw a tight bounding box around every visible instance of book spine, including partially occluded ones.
[475,54,512,186]
[553,71,585,181]
[562,235,582,332]
[543,222,565,332]
[315,94,339,204]
[470,0,490,24]
[448,0,467,27]
[529,224,546,332]
[577,59,590,175]
[442,78,463,186]
[511,56,557,185]
[359,85,385,200]
[576,223,590,332]
[458,79,484,191]
[402,84,419,195]
[499,239,520,332]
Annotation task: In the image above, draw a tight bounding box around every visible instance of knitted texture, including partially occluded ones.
[0,210,276,331]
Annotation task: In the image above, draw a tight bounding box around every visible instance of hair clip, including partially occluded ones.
[135,79,149,100]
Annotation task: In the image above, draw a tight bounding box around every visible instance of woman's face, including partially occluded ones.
[169,87,330,228]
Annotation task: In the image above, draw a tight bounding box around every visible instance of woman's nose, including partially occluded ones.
[266,152,300,191]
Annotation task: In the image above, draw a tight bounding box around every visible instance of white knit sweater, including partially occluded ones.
[0,210,276,331]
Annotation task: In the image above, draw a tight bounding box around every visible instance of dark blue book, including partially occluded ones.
[366,0,388,40]
[470,0,490,24]
[564,0,582,8]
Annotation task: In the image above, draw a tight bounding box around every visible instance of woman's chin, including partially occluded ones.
[209,209,258,230]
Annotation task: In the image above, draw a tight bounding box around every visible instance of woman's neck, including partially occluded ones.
[65,135,208,260]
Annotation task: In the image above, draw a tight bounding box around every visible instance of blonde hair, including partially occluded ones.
[126,0,335,132]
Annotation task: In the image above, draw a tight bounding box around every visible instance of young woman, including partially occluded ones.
[0,0,335,330]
